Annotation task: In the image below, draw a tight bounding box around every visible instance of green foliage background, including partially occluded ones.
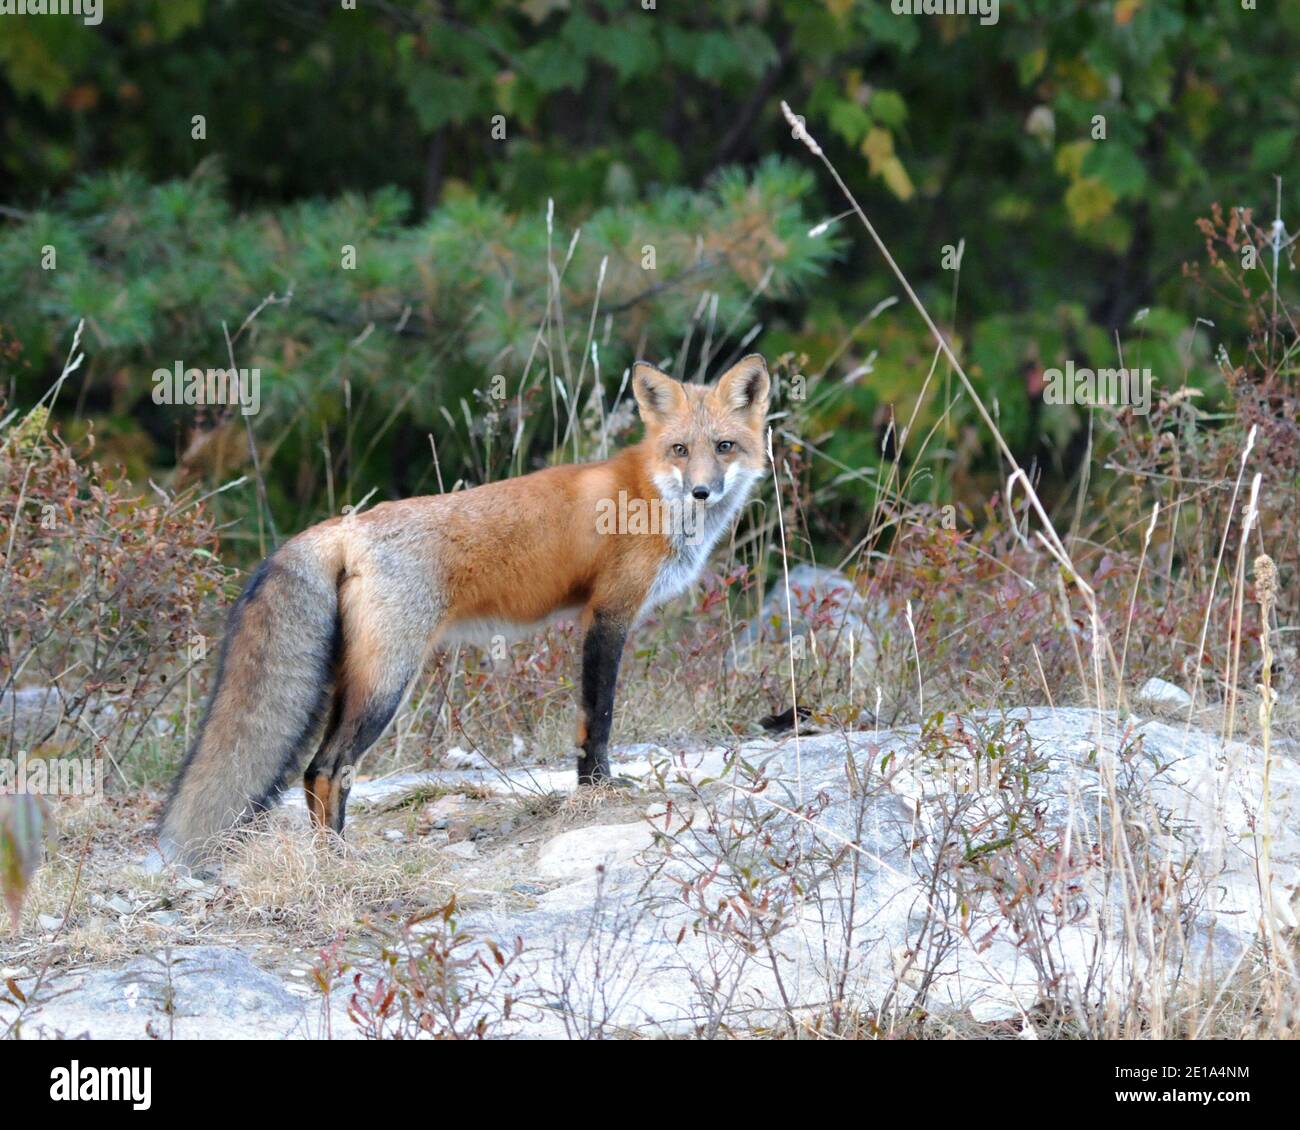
[1,0,1296,558]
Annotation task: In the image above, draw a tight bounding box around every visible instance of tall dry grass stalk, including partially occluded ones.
[1252,554,1288,994]
[774,101,1295,1039]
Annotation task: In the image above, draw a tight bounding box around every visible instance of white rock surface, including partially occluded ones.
[1137,677,1194,710]
[535,822,655,882]
[8,946,352,1040]
[15,709,1297,1039]
[465,708,1298,1036]
[442,746,494,771]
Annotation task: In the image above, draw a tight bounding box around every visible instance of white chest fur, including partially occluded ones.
[641,468,760,618]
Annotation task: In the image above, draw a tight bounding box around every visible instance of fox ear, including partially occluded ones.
[633,362,687,427]
[713,354,770,418]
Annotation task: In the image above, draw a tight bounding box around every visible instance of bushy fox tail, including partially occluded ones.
[160,534,343,866]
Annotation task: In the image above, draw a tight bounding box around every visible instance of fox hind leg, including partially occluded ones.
[303,691,344,832]
[304,572,437,838]
[304,673,412,837]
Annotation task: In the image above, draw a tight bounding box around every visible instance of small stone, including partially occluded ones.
[38,914,63,932]
[1137,677,1193,710]
[442,840,479,860]
[733,564,879,672]
[133,847,168,876]
[383,829,405,843]
[443,747,492,771]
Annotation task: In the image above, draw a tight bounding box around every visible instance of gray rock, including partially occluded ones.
[461,707,1299,1035]
[0,686,62,742]
[443,747,494,771]
[23,709,1295,1039]
[7,946,348,1039]
[0,686,173,743]
[1137,677,1194,710]
[132,846,169,877]
[733,564,879,672]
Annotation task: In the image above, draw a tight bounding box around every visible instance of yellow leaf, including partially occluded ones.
[860,127,895,174]
[1114,0,1144,25]
[1021,46,1047,84]
[1054,140,1093,179]
[1056,59,1107,101]
[880,157,915,202]
[860,128,913,201]
[1065,177,1116,227]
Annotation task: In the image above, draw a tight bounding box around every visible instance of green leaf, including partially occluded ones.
[1250,128,1294,174]
[400,63,484,130]
[585,22,660,81]
[869,90,907,129]
[828,100,872,145]
[522,38,586,94]
[1082,144,1147,200]
[153,0,207,40]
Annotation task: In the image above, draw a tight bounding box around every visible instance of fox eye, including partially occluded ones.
[716,441,735,454]
[671,444,689,457]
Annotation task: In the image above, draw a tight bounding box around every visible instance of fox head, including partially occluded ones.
[632,354,770,509]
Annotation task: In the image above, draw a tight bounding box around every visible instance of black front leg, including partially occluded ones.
[577,609,627,785]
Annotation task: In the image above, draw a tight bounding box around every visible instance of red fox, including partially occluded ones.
[160,355,770,864]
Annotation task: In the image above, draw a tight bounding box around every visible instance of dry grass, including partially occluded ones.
[0,758,650,992]
[218,827,452,939]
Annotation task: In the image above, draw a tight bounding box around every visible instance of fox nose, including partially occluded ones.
[691,485,711,501]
